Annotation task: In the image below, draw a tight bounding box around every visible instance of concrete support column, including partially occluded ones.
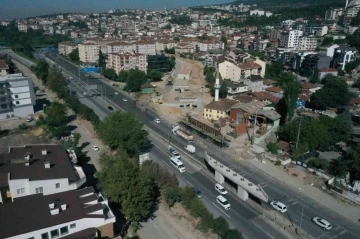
[237,186,249,201]
[215,171,224,184]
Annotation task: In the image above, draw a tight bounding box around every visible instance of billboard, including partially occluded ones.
[81,67,99,73]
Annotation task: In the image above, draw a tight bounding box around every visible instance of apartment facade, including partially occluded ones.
[78,43,100,63]
[279,30,303,49]
[330,46,357,70]
[219,60,265,82]
[106,53,148,74]
[133,40,156,55]
[0,73,36,119]
[198,41,225,52]
[58,42,78,56]
[298,36,318,51]
[0,145,86,204]
[106,42,134,54]
[155,40,178,52]
[0,187,115,239]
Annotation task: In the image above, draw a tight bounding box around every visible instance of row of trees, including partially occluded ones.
[31,59,100,126]
[163,186,243,239]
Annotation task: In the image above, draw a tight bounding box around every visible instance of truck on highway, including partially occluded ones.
[185,145,196,154]
[134,100,147,112]
[172,125,193,142]
[168,146,181,159]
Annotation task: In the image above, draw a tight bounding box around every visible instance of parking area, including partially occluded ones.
[0,116,36,130]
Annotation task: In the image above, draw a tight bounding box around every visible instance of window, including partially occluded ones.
[55,183,60,189]
[17,188,25,195]
[15,101,19,105]
[60,226,69,235]
[70,223,76,229]
[41,233,49,239]
[50,229,59,238]
[15,95,18,98]
[36,187,43,194]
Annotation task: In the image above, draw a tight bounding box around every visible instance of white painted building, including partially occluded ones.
[0,145,86,204]
[106,53,148,74]
[0,187,116,239]
[198,41,225,52]
[0,74,36,119]
[298,36,319,51]
[106,42,134,54]
[133,40,156,55]
[219,60,265,82]
[279,30,303,49]
[58,42,78,56]
[78,43,100,63]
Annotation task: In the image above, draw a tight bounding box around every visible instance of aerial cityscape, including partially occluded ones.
[1,0,360,238]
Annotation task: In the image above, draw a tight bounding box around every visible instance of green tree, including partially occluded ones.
[97,152,154,230]
[224,229,244,239]
[69,48,79,62]
[97,111,148,155]
[103,68,117,80]
[124,69,148,92]
[351,11,360,26]
[164,187,182,208]
[33,59,49,83]
[328,159,348,178]
[43,102,68,138]
[265,62,284,80]
[219,82,228,98]
[346,145,360,182]
[310,77,352,109]
[321,36,333,46]
[309,68,320,84]
[164,47,175,54]
[147,69,164,81]
[142,161,178,190]
[344,59,359,74]
[118,70,128,82]
[353,77,360,88]
[221,35,227,47]
[267,142,278,154]
[169,15,192,25]
[98,50,106,68]
[213,216,229,239]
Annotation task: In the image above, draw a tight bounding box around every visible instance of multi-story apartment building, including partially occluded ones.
[345,0,360,17]
[279,30,303,49]
[58,41,78,56]
[198,41,225,52]
[133,40,156,55]
[330,46,357,70]
[289,24,328,37]
[0,187,116,239]
[298,36,318,51]
[78,43,100,63]
[0,73,36,119]
[325,8,343,20]
[155,40,178,52]
[106,53,148,74]
[0,144,86,204]
[106,41,134,54]
[269,28,282,41]
[219,60,265,82]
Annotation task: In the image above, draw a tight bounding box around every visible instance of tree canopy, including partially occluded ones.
[169,15,192,25]
[43,102,68,138]
[69,48,79,62]
[147,69,164,81]
[97,111,148,155]
[122,69,148,92]
[310,77,352,109]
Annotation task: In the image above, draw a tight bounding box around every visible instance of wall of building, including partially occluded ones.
[204,108,226,120]
[219,61,241,82]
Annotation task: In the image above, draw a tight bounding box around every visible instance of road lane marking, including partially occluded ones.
[186,180,194,187]
[291,201,298,205]
[212,203,231,218]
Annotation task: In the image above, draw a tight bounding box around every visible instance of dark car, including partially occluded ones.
[193,187,202,198]
[108,94,113,98]
[108,106,114,111]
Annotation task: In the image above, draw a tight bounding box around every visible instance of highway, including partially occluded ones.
[4,48,360,239]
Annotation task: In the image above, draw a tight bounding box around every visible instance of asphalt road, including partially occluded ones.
[7,49,358,239]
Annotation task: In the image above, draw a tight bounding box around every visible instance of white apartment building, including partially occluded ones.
[325,8,343,20]
[78,43,100,63]
[106,42,134,54]
[198,41,225,52]
[106,53,148,74]
[0,187,116,239]
[58,42,78,56]
[17,22,28,32]
[133,40,156,55]
[279,30,303,48]
[155,40,178,52]
[219,60,265,82]
[0,73,36,119]
[298,36,318,51]
[0,145,86,204]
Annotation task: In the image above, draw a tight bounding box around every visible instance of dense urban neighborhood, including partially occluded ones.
[1,0,360,238]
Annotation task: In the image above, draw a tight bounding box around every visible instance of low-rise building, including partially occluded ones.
[198,41,225,52]
[219,60,265,82]
[225,81,249,99]
[243,75,265,92]
[0,187,115,239]
[319,68,338,79]
[58,42,78,56]
[203,99,237,120]
[106,53,148,74]
[0,73,36,119]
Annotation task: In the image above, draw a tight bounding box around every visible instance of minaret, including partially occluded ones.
[214,66,220,101]
[345,0,349,8]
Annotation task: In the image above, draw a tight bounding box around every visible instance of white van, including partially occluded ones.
[216,195,231,210]
[215,183,228,195]
[170,157,185,173]
[185,145,196,153]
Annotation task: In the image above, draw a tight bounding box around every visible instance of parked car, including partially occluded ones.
[193,187,202,198]
[114,92,119,95]
[270,201,288,213]
[154,118,161,124]
[91,145,100,151]
[108,106,114,111]
[26,116,33,122]
[311,217,332,230]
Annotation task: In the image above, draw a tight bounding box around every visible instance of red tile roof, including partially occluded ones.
[319,68,337,72]
[265,86,283,93]
[251,91,280,104]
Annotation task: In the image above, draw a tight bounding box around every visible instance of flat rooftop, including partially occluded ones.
[0,187,104,238]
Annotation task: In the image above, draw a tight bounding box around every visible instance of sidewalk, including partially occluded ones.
[246,158,360,223]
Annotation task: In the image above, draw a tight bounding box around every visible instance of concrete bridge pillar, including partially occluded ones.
[215,171,224,184]
[237,186,249,201]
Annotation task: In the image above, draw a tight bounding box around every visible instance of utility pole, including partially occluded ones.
[252,108,259,145]
[296,116,302,149]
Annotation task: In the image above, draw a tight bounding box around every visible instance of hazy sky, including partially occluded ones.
[0,0,232,19]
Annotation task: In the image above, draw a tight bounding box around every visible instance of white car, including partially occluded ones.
[154,118,161,124]
[26,116,33,122]
[215,183,228,195]
[270,201,287,213]
[91,145,100,151]
[114,92,119,95]
[312,217,332,230]
[123,98,128,102]
[216,195,231,210]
